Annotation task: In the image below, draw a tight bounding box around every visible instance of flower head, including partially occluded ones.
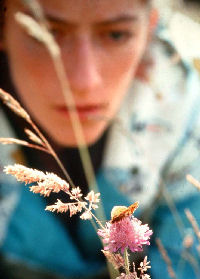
[98,216,152,254]
[116,273,137,279]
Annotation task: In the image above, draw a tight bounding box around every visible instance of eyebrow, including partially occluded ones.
[44,14,138,27]
[95,15,139,26]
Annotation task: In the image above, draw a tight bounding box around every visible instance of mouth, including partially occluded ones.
[54,104,107,121]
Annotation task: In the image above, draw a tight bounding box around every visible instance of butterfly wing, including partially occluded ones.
[111,201,139,223]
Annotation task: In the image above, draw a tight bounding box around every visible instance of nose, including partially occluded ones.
[63,35,101,95]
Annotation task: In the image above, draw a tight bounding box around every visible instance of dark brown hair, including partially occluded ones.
[0,0,6,39]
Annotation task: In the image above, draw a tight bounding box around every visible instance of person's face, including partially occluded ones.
[4,0,153,147]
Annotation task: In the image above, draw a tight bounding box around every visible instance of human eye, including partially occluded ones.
[109,30,132,41]
[100,29,135,45]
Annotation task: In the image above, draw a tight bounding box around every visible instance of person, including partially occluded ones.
[0,0,200,278]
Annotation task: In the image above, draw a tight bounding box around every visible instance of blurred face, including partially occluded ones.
[4,0,153,146]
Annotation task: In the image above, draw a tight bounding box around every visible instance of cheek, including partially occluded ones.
[102,42,147,102]
[100,32,148,115]
[108,52,137,85]
[8,37,49,82]
[5,26,59,103]
[5,12,52,87]
[102,35,148,91]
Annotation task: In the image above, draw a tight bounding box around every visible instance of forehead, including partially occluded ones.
[11,0,146,23]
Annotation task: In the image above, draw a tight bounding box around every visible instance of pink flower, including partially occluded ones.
[116,273,137,279]
[116,273,151,279]
[98,217,152,254]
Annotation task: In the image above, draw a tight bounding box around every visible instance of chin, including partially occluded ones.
[51,126,107,147]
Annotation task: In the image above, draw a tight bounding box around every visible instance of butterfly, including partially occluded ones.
[110,201,139,223]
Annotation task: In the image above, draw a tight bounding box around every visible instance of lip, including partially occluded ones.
[54,104,107,120]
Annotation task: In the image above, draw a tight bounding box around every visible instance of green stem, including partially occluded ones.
[124,248,130,274]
